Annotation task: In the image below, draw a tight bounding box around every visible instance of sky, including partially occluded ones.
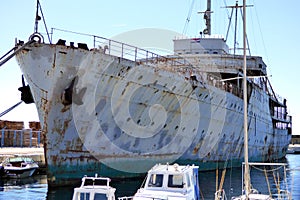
[0,0,299,134]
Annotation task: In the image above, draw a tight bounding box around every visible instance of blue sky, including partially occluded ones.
[0,0,299,134]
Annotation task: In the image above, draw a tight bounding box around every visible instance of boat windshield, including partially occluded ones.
[148,174,163,187]
[77,192,108,200]
[168,174,184,188]
[7,157,34,163]
[94,193,109,200]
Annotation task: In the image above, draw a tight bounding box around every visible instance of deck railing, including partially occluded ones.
[49,28,189,68]
[0,129,43,148]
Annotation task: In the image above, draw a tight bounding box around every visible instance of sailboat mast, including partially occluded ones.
[242,0,251,198]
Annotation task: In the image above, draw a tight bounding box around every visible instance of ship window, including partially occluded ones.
[148,174,163,187]
[168,174,184,188]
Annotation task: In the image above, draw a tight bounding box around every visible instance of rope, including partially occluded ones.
[272,171,281,197]
[251,165,284,173]
[264,169,272,196]
[219,169,227,192]
[0,101,23,118]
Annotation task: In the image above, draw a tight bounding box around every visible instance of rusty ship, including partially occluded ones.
[13,0,291,186]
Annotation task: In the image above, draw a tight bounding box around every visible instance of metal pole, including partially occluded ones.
[234,1,238,55]
[207,0,211,35]
[30,129,33,147]
[34,0,39,33]
[1,129,4,147]
[242,0,251,199]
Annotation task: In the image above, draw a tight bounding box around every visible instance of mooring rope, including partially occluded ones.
[0,101,23,118]
[251,165,284,173]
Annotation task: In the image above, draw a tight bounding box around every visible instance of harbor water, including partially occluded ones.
[0,154,299,200]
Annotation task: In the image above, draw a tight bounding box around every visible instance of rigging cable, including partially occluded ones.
[0,101,23,118]
[182,0,196,35]
[35,0,51,43]
[239,8,251,55]
[252,1,270,66]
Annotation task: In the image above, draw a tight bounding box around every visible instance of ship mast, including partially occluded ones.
[242,0,251,198]
[203,0,212,35]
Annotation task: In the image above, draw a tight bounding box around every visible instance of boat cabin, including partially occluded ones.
[174,37,229,55]
[133,163,200,200]
[72,174,116,200]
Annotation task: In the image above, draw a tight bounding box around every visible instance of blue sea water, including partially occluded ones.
[0,154,299,199]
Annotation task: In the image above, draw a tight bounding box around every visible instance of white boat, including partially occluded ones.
[0,156,39,178]
[230,162,292,200]
[72,174,116,200]
[119,163,200,200]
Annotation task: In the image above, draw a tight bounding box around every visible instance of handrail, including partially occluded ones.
[50,27,193,69]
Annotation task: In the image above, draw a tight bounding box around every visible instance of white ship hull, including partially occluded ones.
[15,36,291,186]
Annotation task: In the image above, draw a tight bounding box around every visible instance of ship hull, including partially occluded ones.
[16,42,290,187]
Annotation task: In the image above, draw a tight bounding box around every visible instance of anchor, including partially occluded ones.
[18,75,34,104]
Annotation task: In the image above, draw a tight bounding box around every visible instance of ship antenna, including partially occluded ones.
[33,0,51,43]
[198,0,213,36]
[204,0,211,35]
[224,1,253,55]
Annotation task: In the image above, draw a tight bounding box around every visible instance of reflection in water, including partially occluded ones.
[0,175,47,199]
[0,155,299,199]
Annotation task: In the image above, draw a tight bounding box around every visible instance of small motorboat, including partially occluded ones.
[72,174,116,200]
[0,156,39,178]
[119,163,200,200]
